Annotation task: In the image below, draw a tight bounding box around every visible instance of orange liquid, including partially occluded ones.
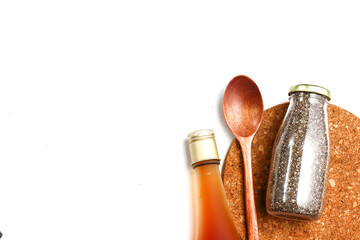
[192,163,240,240]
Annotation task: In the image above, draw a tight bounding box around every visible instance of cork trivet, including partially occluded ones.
[222,103,360,240]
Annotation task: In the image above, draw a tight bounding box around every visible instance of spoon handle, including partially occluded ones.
[238,136,259,240]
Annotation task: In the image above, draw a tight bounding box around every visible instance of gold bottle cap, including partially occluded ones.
[187,129,220,165]
[289,84,331,100]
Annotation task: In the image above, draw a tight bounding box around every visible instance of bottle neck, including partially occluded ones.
[192,159,220,169]
[289,92,329,108]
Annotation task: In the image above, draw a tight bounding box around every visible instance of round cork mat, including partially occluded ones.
[222,103,360,240]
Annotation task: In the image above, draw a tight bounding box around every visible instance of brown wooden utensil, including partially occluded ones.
[223,75,264,240]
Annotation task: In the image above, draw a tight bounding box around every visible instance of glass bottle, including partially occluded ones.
[188,129,240,240]
[266,84,331,220]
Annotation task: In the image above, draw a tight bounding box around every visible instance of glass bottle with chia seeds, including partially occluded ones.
[266,84,331,220]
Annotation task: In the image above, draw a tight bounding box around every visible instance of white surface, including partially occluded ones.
[1,1,360,239]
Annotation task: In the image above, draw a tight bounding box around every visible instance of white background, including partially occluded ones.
[1,1,360,239]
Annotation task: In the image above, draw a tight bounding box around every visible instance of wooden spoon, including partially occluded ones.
[223,75,264,240]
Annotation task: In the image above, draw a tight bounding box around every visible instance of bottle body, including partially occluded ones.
[192,162,239,240]
[188,130,240,240]
[266,91,330,220]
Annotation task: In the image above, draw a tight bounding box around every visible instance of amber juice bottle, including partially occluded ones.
[188,129,240,240]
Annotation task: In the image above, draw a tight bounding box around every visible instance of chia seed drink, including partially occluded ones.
[266,84,331,220]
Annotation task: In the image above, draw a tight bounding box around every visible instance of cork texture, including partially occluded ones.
[222,103,360,240]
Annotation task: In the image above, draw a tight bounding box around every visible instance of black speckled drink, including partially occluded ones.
[266,84,331,221]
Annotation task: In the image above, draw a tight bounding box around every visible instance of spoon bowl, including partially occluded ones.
[223,75,264,240]
[223,76,263,137]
